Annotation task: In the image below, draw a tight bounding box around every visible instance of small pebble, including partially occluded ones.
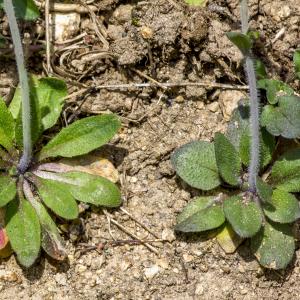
[144,265,160,279]
[207,101,219,112]
[77,265,87,273]
[161,228,176,242]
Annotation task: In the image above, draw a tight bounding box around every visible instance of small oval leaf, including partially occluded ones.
[38,114,121,160]
[258,79,294,104]
[216,223,244,254]
[263,189,300,223]
[223,195,262,238]
[5,199,41,267]
[175,196,225,232]
[214,132,241,186]
[261,96,300,139]
[226,32,252,55]
[251,221,295,269]
[171,141,221,191]
[270,149,300,192]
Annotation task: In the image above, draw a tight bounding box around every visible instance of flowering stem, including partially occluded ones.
[3,0,32,173]
[240,0,260,193]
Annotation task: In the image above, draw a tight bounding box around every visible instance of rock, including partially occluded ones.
[144,265,160,279]
[77,265,87,273]
[161,228,176,242]
[54,273,67,286]
[219,90,245,121]
[113,4,133,24]
[195,284,204,295]
[207,101,219,112]
[182,253,194,263]
[51,13,81,42]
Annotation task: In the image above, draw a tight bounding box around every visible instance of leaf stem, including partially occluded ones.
[3,0,32,174]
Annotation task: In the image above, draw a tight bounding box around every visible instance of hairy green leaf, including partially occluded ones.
[258,79,294,104]
[6,199,41,267]
[175,196,225,232]
[0,97,15,150]
[171,141,221,190]
[261,96,300,139]
[223,196,262,238]
[239,128,275,168]
[10,76,43,147]
[0,176,16,207]
[263,189,300,223]
[0,0,39,20]
[39,114,121,160]
[227,103,275,168]
[294,49,300,79]
[255,59,267,80]
[214,133,241,186]
[226,32,252,55]
[256,177,272,203]
[270,149,300,192]
[54,171,121,207]
[251,221,295,269]
[23,181,66,260]
[36,177,78,220]
[10,76,66,133]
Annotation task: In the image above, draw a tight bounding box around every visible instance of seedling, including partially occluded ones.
[172,0,300,269]
[2,1,121,267]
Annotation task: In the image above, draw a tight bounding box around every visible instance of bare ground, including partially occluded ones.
[0,0,300,299]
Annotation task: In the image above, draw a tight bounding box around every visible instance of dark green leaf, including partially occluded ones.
[0,176,16,207]
[270,149,300,192]
[226,32,252,55]
[294,49,300,79]
[0,0,39,20]
[214,133,241,186]
[226,101,250,150]
[255,59,267,80]
[171,141,221,190]
[23,181,66,260]
[175,196,225,232]
[5,199,41,267]
[10,76,66,133]
[0,97,15,150]
[223,195,262,238]
[38,114,121,160]
[227,102,275,168]
[251,221,295,269]
[36,177,78,220]
[261,96,300,139]
[258,79,294,104]
[10,76,43,147]
[239,128,275,169]
[53,171,121,207]
[256,177,272,203]
[263,189,300,223]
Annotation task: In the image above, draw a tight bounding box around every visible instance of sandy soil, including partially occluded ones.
[0,0,300,299]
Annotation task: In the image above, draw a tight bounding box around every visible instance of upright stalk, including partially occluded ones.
[240,0,260,193]
[3,0,32,173]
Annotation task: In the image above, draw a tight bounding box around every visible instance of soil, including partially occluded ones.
[0,0,300,299]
